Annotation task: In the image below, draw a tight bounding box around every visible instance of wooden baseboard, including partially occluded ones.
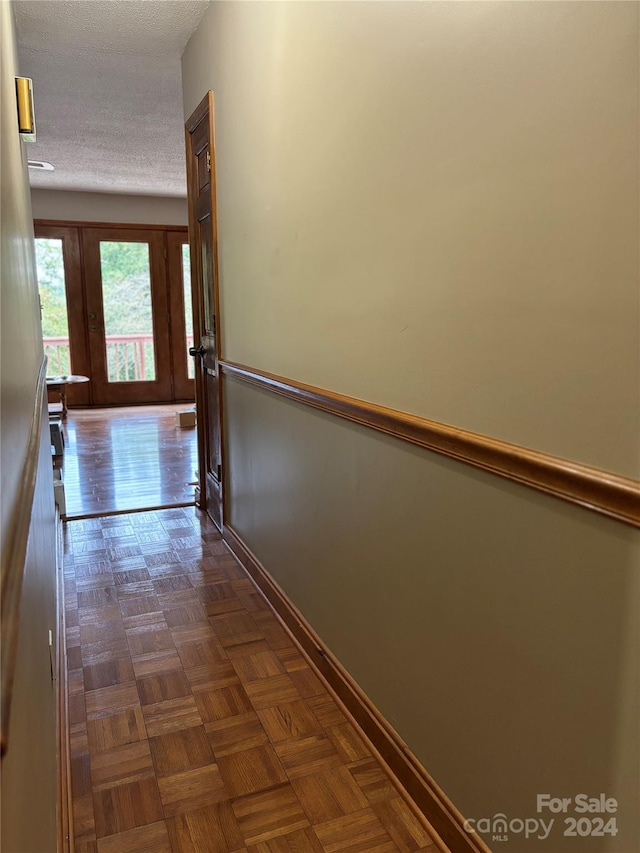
[223,523,492,853]
[56,511,74,853]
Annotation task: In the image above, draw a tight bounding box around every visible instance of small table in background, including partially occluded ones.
[46,374,89,420]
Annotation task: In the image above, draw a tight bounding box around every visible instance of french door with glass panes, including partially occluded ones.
[81,228,174,405]
[34,223,194,407]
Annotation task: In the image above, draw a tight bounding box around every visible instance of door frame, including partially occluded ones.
[185,91,225,528]
[167,231,196,402]
[34,224,92,407]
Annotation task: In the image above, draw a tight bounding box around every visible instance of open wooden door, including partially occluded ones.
[81,227,173,405]
[185,92,224,530]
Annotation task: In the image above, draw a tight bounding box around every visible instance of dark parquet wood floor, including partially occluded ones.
[60,405,198,518]
[64,507,439,853]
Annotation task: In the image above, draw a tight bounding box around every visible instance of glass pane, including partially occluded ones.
[182,243,194,379]
[99,241,156,382]
[35,238,72,376]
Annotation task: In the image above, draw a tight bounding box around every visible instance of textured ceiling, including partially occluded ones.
[15,0,210,197]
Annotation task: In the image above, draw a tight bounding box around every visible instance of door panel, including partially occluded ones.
[34,224,91,407]
[167,232,195,401]
[82,228,172,405]
[186,92,224,529]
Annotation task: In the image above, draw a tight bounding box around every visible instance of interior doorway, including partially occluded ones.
[185,92,224,531]
[35,221,200,517]
[34,221,195,407]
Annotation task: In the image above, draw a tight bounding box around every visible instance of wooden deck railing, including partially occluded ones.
[43,334,195,382]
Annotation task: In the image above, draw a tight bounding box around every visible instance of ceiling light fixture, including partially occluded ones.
[28,160,54,171]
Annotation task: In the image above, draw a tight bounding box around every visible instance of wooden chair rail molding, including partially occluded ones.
[220,361,640,528]
[0,356,48,755]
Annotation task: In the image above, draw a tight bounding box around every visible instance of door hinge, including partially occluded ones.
[206,151,211,172]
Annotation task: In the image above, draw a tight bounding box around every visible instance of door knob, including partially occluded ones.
[189,345,205,357]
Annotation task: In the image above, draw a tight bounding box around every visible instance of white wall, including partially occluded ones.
[31,187,188,225]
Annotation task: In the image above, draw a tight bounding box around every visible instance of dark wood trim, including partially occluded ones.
[185,95,208,515]
[222,523,491,853]
[34,224,92,407]
[56,513,74,853]
[0,356,48,755]
[220,361,640,528]
[34,219,187,233]
[185,91,225,530]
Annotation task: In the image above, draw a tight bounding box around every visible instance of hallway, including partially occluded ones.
[64,507,438,852]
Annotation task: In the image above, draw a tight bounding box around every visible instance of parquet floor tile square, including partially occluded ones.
[291,765,369,823]
[158,763,228,817]
[166,803,245,852]
[82,638,130,667]
[83,658,135,692]
[175,636,228,669]
[232,650,286,683]
[257,699,324,744]
[80,619,125,646]
[205,712,270,757]
[306,695,347,729]
[194,682,253,723]
[243,674,301,710]
[93,776,164,837]
[142,695,203,737]
[246,826,325,853]
[327,721,371,763]
[314,808,397,852]
[231,782,309,845]
[137,670,191,705]
[71,753,93,798]
[126,625,175,657]
[65,505,437,853]
[274,734,342,780]
[131,649,183,679]
[186,659,239,692]
[216,743,288,797]
[373,798,438,853]
[78,603,122,626]
[348,757,399,804]
[90,740,155,792]
[72,794,96,841]
[87,707,147,753]
[85,682,140,719]
[96,820,172,853]
[164,602,208,628]
[149,725,215,776]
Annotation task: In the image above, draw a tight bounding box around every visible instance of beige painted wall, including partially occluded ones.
[183,4,640,852]
[183,0,639,478]
[31,187,188,225]
[225,376,639,853]
[1,3,58,849]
